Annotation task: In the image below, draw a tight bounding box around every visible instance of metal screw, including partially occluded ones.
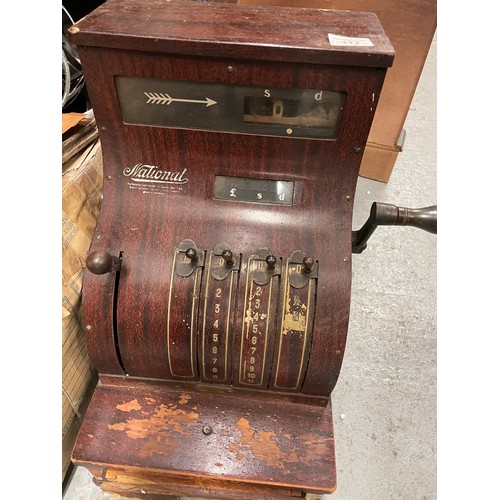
[68,26,80,35]
[96,234,101,240]
[202,425,213,435]
[85,324,92,331]
[221,249,234,266]
[106,175,112,180]
[354,147,362,154]
[186,248,198,262]
[227,66,234,73]
[266,255,277,270]
[345,195,351,201]
[286,128,293,135]
[343,256,349,262]
[101,126,107,132]
[303,257,314,273]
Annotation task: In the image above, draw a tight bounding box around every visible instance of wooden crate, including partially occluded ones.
[237,0,437,182]
[62,121,102,481]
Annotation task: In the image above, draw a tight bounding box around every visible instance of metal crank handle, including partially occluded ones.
[352,202,437,254]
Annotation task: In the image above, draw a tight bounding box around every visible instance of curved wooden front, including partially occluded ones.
[80,47,387,399]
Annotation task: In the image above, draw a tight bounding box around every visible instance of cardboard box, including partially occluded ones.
[62,123,102,481]
[237,0,437,182]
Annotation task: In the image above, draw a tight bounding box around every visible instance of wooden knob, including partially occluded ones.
[266,254,277,270]
[86,250,120,275]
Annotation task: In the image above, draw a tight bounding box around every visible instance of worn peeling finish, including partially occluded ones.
[116,399,142,412]
[281,292,307,334]
[178,394,191,405]
[73,382,336,492]
[302,435,332,462]
[234,417,284,469]
[108,400,199,458]
[228,442,245,461]
[229,417,333,471]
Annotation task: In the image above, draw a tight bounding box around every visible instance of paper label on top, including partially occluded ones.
[328,33,374,47]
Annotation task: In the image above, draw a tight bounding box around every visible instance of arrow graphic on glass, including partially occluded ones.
[144,92,217,107]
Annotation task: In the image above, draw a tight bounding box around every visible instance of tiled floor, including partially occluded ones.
[63,36,437,500]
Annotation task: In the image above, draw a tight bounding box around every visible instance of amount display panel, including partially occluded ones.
[214,176,294,205]
[116,76,346,139]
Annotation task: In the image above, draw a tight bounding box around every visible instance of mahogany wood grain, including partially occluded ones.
[69,3,394,496]
[97,467,309,499]
[70,0,394,68]
[81,250,124,375]
[79,46,388,397]
[98,374,330,407]
[72,379,336,494]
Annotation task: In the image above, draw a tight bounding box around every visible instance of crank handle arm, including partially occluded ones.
[352,203,437,254]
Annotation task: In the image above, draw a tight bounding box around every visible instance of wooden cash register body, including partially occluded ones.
[69,1,394,497]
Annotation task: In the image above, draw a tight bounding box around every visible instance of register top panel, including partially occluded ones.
[69,0,394,68]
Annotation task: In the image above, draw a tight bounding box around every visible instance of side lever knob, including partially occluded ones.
[352,202,437,254]
[86,250,121,275]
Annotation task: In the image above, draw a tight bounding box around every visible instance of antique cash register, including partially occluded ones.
[68,1,437,498]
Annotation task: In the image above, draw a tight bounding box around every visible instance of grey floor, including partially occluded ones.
[63,37,437,500]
